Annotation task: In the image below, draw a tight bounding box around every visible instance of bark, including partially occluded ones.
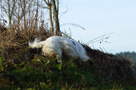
[43,0,54,35]
[51,0,61,36]
[48,4,54,34]
[17,0,20,31]
[7,0,15,30]
[23,0,26,31]
[8,0,11,29]
[34,0,39,31]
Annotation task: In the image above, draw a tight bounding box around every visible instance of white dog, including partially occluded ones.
[29,36,90,64]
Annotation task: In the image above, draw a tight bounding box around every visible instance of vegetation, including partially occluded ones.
[0,29,136,89]
[116,52,136,63]
[0,55,136,90]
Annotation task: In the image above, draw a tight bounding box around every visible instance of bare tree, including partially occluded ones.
[15,0,34,31]
[34,0,39,31]
[51,0,61,35]
[43,0,54,34]
[23,0,26,31]
[2,0,16,30]
[17,0,20,30]
[43,0,61,35]
[0,0,62,36]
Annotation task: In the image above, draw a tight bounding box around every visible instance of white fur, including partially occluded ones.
[29,36,89,63]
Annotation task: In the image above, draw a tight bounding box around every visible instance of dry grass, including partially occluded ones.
[0,25,51,60]
[83,44,134,80]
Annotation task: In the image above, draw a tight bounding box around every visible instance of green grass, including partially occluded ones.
[0,56,136,90]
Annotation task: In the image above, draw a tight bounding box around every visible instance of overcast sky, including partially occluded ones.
[59,0,136,54]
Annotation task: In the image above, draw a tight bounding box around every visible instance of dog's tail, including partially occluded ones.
[29,38,43,49]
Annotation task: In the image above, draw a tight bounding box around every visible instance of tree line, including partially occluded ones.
[116,51,136,62]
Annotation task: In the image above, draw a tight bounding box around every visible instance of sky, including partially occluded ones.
[59,0,136,54]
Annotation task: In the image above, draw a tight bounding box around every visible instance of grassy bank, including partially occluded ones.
[0,55,136,90]
[0,27,136,90]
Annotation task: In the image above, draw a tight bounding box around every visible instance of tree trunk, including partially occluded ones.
[17,0,20,32]
[51,0,61,36]
[34,0,39,31]
[48,4,54,35]
[7,0,11,30]
[7,0,15,30]
[23,0,26,32]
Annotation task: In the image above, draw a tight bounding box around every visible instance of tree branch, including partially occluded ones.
[10,0,16,18]
[43,0,49,6]
[57,0,59,13]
